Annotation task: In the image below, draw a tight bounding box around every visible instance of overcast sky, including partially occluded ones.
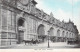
[35,0,80,34]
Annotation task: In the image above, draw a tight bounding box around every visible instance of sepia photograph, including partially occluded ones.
[0,0,80,49]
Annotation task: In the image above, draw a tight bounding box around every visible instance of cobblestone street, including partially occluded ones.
[0,41,78,49]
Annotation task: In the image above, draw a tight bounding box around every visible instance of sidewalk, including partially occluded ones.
[37,41,77,48]
[0,43,38,49]
[0,44,18,49]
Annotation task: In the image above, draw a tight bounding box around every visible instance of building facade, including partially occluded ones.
[0,0,79,46]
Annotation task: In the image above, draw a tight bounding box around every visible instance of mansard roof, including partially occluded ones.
[15,0,78,34]
[35,8,78,33]
[31,0,79,34]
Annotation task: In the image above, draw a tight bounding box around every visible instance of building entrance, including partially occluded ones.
[37,24,46,42]
[17,18,25,44]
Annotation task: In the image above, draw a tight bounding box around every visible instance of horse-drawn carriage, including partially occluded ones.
[67,40,79,45]
[22,39,38,45]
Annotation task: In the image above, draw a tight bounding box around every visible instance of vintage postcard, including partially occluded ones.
[0,0,80,51]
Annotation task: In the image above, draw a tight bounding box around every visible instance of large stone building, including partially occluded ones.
[0,0,79,46]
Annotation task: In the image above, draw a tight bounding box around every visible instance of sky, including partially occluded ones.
[35,0,80,34]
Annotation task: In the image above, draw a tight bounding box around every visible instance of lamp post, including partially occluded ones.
[48,30,50,48]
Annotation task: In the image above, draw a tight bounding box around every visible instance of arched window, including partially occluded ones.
[72,34,73,38]
[66,32,68,38]
[57,29,60,37]
[49,27,54,36]
[18,18,25,26]
[62,31,65,37]
[37,24,45,35]
[70,33,71,38]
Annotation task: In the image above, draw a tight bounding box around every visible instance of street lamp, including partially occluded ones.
[48,30,50,48]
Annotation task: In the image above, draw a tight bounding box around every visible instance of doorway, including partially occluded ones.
[17,18,25,44]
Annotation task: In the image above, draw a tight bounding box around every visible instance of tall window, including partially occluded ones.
[2,8,7,30]
[62,31,65,37]
[11,12,15,31]
[7,10,15,31]
[71,33,73,38]
[1,8,15,31]
[49,28,54,36]
[57,29,60,37]
[37,24,45,35]
[69,33,71,38]
[7,10,12,30]
[66,32,68,38]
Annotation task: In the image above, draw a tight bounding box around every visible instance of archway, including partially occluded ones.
[37,24,46,42]
[17,18,25,44]
[57,29,60,42]
[57,30,60,37]
[62,31,65,42]
[49,27,55,42]
[69,33,72,41]
[66,32,68,41]
[49,27,54,36]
